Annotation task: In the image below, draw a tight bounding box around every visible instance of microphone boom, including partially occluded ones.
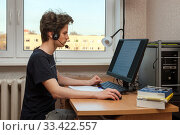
[57,39,69,48]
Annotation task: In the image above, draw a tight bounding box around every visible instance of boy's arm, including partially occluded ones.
[57,70,102,86]
[42,78,121,100]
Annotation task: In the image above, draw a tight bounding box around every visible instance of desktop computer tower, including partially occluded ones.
[161,51,178,92]
[138,45,180,119]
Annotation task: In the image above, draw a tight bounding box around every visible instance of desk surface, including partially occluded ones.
[70,93,179,116]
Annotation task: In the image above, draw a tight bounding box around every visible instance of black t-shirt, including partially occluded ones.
[20,48,57,120]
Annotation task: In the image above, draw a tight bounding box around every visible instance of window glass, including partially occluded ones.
[0,0,6,51]
[24,0,105,51]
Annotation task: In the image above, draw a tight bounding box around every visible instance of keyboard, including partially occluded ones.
[99,81,127,93]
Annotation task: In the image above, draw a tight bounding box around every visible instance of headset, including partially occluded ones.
[52,31,60,40]
[52,30,69,48]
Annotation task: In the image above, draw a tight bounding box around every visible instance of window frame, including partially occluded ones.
[0,0,15,58]
[0,0,122,66]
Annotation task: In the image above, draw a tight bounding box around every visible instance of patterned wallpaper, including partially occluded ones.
[147,0,180,41]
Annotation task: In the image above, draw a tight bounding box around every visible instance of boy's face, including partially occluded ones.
[57,24,69,47]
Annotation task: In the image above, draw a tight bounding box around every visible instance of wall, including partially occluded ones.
[0,0,147,79]
[147,0,180,41]
[125,0,147,39]
[0,65,110,79]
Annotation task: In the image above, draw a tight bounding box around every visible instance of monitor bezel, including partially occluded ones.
[107,39,149,83]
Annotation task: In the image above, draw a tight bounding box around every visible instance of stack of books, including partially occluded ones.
[137,86,173,109]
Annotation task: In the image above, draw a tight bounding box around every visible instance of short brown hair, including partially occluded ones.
[40,10,74,42]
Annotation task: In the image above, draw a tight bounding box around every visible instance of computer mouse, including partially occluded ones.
[107,94,122,100]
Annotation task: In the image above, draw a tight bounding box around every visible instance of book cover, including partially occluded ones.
[138,86,173,98]
[137,93,173,103]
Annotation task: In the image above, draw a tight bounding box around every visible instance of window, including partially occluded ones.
[24,0,105,52]
[0,0,14,58]
[1,0,122,65]
[0,0,6,51]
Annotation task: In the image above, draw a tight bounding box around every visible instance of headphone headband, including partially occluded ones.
[52,14,60,40]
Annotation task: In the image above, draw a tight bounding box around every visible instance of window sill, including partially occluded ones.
[0,58,111,66]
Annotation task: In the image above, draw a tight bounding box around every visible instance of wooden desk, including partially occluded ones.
[70,93,179,120]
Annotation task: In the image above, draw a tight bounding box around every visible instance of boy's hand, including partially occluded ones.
[88,75,102,86]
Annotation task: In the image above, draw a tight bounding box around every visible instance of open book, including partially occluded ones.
[68,86,103,92]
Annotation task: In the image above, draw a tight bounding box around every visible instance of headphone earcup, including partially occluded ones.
[52,33,59,40]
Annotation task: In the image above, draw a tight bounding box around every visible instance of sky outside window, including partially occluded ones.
[24,0,105,51]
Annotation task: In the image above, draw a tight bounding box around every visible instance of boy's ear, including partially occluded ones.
[47,32,53,38]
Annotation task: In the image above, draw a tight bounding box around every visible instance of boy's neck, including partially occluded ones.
[39,40,57,55]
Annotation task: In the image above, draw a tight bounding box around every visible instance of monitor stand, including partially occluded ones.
[123,81,129,90]
[123,80,137,92]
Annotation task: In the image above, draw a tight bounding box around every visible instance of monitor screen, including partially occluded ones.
[107,39,149,83]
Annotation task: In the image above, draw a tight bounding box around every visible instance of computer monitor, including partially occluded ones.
[107,39,149,86]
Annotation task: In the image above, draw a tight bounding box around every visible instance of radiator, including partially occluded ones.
[0,79,25,120]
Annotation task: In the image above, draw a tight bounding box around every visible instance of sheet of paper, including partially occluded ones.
[68,86,103,92]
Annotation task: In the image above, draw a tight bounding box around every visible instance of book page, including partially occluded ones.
[68,86,103,92]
